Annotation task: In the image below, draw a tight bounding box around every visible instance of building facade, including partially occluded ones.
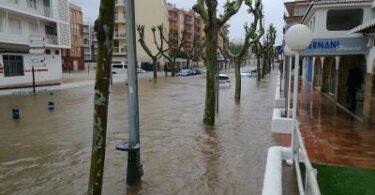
[167,3,205,53]
[0,0,70,89]
[83,23,95,63]
[299,0,374,123]
[62,3,83,72]
[112,0,169,68]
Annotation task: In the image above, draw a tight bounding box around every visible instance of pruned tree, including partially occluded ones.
[185,33,205,68]
[193,0,243,126]
[159,28,186,76]
[225,0,264,101]
[137,24,167,79]
[87,0,115,194]
[257,25,276,78]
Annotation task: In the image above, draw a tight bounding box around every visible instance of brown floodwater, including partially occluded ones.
[0,71,280,195]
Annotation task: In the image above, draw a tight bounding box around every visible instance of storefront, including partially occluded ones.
[301,37,369,118]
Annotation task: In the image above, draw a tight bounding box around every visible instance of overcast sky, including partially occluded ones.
[70,0,286,45]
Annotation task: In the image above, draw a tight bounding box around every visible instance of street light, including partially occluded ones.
[284,24,312,162]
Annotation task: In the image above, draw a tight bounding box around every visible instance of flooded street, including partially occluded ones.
[0,71,279,195]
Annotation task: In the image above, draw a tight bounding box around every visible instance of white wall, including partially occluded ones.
[308,6,373,38]
[0,49,62,88]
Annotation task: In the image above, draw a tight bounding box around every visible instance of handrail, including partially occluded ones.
[294,122,321,195]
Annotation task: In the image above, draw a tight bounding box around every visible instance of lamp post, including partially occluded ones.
[115,0,143,185]
[283,45,296,118]
[284,24,312,162]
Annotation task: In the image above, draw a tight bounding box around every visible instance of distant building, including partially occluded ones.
[0,0,70,89]
[83,23,94,62]
[284,0,313,27]
[62,3,84,72]
[112,0,169,68]
[167,3,205,53]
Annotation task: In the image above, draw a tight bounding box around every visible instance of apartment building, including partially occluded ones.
[0,0,70,89]
[62,3,83,72]
[83,23,93,62]
[284,0,313,29]
[167,3,205,53]
[112,0,169,68]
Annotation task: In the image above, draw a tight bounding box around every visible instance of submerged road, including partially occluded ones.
[0,70,285,194]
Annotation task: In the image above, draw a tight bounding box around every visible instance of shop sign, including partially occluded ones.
[300,37,369,56]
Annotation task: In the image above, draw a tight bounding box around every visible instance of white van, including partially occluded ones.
[112,62,127,74]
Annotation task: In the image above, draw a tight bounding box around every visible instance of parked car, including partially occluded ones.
[176,69,194,76]
[218,74,231,84]
[112,64,127,74]
[240,69,257,78]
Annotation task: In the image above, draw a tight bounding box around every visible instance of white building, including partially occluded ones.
[0,0,70,89]
[299,0,374,121]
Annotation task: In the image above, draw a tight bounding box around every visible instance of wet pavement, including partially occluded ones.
[298,83,375,169]
[0,70,292,194]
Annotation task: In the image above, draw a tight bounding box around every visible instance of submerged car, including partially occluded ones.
[137,68,146,73]
[176,69,194,76]
[240,69,257,78]
[190,68,201,75]
[218,74,231,84]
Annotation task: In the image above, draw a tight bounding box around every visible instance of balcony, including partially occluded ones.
[45,34,58,45]
[115,14,126,23]
[114,31,126,39]
[2,0,56,20]
[113,47,127,55]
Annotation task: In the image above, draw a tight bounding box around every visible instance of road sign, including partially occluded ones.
[216,48,225,61]
[30,55,46,67]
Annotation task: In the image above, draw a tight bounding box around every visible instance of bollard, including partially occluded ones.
[12,108,20,120]
[48,101,55,110]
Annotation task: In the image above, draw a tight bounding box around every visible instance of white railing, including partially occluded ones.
[4,0,56,19]
[293,122,321,195]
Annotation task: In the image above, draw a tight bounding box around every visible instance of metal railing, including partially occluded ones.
[293,122,321,195]
[45,34,58,45]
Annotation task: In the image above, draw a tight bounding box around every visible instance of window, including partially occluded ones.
[327,9,363,31]
[3,55,24,77]
[46,49,51,54]
[9,17,21,34]
[113,65,123,69]
[55,50,59,55]
[0,12,3,32]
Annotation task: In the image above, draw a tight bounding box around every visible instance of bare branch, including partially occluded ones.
[218,0,243,27]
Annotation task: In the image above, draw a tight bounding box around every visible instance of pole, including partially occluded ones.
[216,61,219,113]
[291,53,300,161]
[32,66,36,94]
[287,56,292,118]
[116,0,143,185]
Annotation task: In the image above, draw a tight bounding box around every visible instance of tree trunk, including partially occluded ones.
[171,60,176,77]
[257,55,261,82]
[153,58,157,79]
[187,58,190,69]
[234,58,241,101]
[88,0,115,194]
[203,27,218,126]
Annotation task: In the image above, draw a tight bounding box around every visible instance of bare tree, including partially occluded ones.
[159,28,186,76]
[225,0,264,101]
[137,24,167,79]
[193,0,243,126]
[87,0,115,194]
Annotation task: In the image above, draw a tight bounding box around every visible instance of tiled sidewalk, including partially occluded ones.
[298,83,375,169]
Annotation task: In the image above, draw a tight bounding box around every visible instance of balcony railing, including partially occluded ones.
[114,32,126,38]
[115,14,126,22]
[45,34,58,45]
[4,0,56,19]
[113,47,127,54]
